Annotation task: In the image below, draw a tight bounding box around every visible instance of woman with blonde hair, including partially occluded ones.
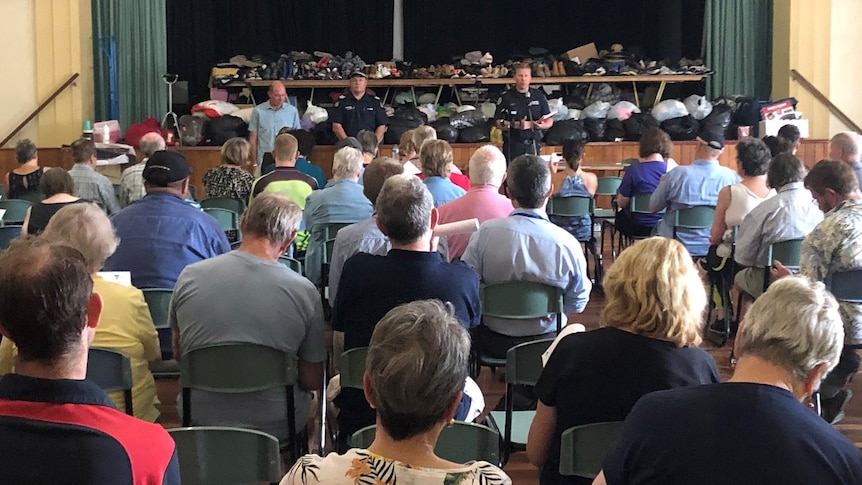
[202,137,255,201]
[420,140,465,207]
[527,237,720,485]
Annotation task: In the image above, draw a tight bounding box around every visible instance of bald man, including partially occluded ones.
[249,80,300,171]
[830,131,862,185]
[120,132,165,206]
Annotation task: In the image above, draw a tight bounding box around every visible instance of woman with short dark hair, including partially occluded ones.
[5,138,47,200]
[21,167,84,235]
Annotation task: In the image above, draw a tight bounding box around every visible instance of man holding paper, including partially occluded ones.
[494,63,554,162]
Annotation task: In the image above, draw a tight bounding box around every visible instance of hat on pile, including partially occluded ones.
[143,150,191,186]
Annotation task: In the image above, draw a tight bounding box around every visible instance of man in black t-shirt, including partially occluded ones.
[596,277,862,485]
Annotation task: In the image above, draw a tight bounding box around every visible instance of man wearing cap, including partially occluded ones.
[494,63,554,162]
[650,130,739,257]
[103,150,230,289]
[249,81,301,170]
[330,71,388,140]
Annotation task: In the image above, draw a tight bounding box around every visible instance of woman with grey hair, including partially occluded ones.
[283,300,510,485]
[0,203,162,422]
[5,138,47,200]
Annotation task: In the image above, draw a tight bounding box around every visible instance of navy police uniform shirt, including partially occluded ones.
[330,93,389,137]
[0,373,181,484]
[494,87,551,144]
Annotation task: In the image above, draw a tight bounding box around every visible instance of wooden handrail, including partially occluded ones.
[790,69,861,133]
[1,73,80,148]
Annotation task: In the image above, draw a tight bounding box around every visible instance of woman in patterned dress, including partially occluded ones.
[202,137,255,201]
[283,300,510,485]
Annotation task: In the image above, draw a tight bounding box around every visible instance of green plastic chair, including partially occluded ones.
[671,205,715,257]
[488,338,555,466]
[0,199,33,225]
[827,269,862,304]
[0,225,23,250]
[559,421,625,478]
[323,222,352,241]
[18,191,45,204]
[188,184,198,201]
[338,347,369,390]
[761,238,804,290]
[179,343,302,459]
[86,347,134,416]
[203,207,239,232]
[350,421,501,464]
[200,197,246,215]
[168,426,282,485]
[546,196,602,285]
[594,176,622,218]
[278,255,303,274]
[142,288,174,361]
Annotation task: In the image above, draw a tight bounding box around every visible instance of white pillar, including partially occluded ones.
[393,0,404,60]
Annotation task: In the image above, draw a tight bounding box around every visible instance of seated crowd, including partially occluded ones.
[1,128,862,485]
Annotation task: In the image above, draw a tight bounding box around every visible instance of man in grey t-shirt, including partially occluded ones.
[170,193,325,441]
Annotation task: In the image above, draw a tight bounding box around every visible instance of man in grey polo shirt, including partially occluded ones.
[170,192,325,442]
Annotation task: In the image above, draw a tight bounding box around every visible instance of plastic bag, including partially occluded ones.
[191,100,239,118]
[450,110,488,129]
[651,99,688,123]
[660,115,700,141]
[683,95,713,120]
[544,119,589,145]
[302,101,329,124]
[436,124,459,143]
[418,103,437,123]
[582,101,611,119]
[548,98,569,121]
[583,117,607,141]
[178,115,205,146]
[607,101,641,121]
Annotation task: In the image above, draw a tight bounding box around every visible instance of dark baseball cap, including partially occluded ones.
[143,150,191,186]
[334,136,362,151]
[348,71,367,79]
[697,129,725,150]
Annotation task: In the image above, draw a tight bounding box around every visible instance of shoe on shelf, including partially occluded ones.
[821,389,853,424]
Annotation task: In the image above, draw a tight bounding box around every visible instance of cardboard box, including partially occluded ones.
[565,43,599,64]
[758,119,809,138]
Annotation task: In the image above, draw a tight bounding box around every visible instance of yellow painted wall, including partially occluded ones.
[0,1,37,147]
[0,0,92,148]
[829,0,862,135]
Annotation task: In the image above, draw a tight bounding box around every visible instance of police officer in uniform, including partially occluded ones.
[331,71,389,140]
[494,63,554,162]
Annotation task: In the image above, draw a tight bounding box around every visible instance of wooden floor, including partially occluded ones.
[156,240,862,485]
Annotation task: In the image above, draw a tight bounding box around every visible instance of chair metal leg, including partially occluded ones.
[501,383,513,467]
[287,384,298,460]
[182,387,191,427]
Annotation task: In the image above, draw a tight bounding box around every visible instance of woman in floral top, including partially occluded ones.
[202,137,255,201]
[283,300,510,485]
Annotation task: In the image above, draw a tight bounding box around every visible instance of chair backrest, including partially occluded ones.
[672,205,715,229]
[323,238,337,265]
[278,255,303,274]
[630,193,659,214]
[764,238,803,268]
[547,196,592,218]
[180,343,297,392]
[504,338,555,386]
[203,207,239,232]
[188,184,198,201]
[18,191,45,204]
[169,426,282,484]
[826,269,862,303]
[230,239,242,250]
[200,197,246,215]
[595,176,622,196]
[0,225,23,250]
[142,288,173,329]
[350,422,501,464]
[559,421,625,478]
[86,347,133,415]
[323,222,352,241]
[480,281,564,320]
[339,347,369,390]
[0,199,33,224]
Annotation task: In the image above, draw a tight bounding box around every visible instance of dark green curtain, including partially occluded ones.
[704,0,772,100]
[93,0,167,131]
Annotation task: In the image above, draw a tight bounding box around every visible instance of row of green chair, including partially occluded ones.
[0,199,32,226]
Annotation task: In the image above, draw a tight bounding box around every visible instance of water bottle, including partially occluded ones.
[392,146,400,159]
[82,120,93,140]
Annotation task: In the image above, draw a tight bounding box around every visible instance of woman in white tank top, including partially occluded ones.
[710,138,776,257]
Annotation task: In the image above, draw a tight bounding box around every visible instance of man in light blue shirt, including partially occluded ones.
[650,130,740,257]
[734,153,822,300]
[462,154,591,358]
[248,81,300,170]
[303,147,373,286]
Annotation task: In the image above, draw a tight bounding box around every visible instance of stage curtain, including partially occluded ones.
[93,0,167,130]
[704,0,773,99]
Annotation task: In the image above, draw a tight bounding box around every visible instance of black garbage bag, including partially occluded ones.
[544,119,589,146]
[204,115,248,146]
[701,104,732,136]
[384,118,424,145]
[583,117,606,142]
[450,109,488,129]
[458,123,491,143]
[661,115,700,141]
[622,112,660,141]
[436,124,459,143]
[605,118,626,141]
